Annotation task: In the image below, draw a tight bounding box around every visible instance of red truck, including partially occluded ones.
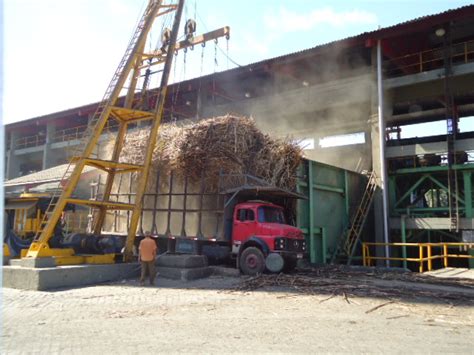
[152,173,308,275]
[230,201,306,275]
[57,173,307,275]
[163,196,307,275]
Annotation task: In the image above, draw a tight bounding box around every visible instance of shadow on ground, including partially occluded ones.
[46,265,474,307]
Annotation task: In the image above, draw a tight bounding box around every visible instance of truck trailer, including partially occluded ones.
[100,158,367,274]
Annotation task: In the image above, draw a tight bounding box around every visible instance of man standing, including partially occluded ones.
[139,231,157,286]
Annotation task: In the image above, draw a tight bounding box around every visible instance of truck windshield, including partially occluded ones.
[257,206,286,224]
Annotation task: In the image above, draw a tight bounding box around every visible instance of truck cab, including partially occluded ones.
[231,201,306,275]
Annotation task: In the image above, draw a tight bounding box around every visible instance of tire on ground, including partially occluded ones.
[239,247,265,275]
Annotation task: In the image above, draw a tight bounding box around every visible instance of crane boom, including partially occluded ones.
[25,0,230,264]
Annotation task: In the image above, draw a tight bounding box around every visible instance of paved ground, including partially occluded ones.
[2,274,473,354]
[425,267,474,279]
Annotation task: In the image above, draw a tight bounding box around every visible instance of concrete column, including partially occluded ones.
[370,112,385,257]
[42,123,56,169]
[6,131,19,179]
[370,44,390,265]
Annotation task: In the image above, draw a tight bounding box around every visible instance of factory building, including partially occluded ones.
[5,5,474,266]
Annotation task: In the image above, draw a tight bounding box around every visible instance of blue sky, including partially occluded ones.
[3,0,473,126]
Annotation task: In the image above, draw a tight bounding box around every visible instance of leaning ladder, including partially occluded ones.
[332,171,377,265]
[27,0,185,261]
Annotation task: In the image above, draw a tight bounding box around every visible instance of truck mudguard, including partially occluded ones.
[239,236,270,256]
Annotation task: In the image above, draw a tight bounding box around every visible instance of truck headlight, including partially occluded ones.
[274,237,286,250]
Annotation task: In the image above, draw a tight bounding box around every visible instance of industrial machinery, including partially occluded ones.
[4,193,86,239]
[23,0,230,265]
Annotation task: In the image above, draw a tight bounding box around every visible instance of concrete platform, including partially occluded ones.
[424,267,474,280]
[10,257,56,268]
[3,263,140,291]
[157,266,212,281]
[156,254,208,268]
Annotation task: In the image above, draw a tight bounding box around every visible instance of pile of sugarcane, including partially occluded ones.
[120,114,302,191]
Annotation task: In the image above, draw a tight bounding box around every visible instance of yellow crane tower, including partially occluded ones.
[24,0,229,264]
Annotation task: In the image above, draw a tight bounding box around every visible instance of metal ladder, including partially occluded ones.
[332,171,377,265]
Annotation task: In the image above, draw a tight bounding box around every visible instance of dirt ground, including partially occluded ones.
[2,271,474,354]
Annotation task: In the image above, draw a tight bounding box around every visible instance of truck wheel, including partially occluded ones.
[240,247,265,275]
[283,258,297,272]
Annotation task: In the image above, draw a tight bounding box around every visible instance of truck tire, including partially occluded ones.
[240,247,265,275]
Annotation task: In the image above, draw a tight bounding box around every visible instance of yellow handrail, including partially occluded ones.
[362,242,474,272]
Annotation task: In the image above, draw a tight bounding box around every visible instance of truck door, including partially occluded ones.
[233,208,256,243]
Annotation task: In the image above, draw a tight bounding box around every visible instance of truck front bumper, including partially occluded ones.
[273,237,307,257]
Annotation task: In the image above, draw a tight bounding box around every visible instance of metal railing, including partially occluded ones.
[13,121,120,150]
[363,242,474,272]
[385,39,474,78]
[51,125,88,143]
[15,135,47,149]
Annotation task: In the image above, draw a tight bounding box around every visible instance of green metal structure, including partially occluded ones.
[389,163,474,220]
[388,162,474,269]
[297,159,366,264]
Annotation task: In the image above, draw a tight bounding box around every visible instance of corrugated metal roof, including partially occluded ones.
[4,164,96,187]
[202,4,474,71]
[6,4,474,128]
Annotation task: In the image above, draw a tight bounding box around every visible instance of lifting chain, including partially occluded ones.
[214,38,218,72]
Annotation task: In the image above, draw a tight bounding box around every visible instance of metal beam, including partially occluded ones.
[391,163,474,175]
[390,217,474,230]
[142,27,230,62]
[384,62,474,89]
[388,103,474,125]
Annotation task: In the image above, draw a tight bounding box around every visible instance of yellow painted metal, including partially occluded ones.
[25,0,229,264]
[109,107,154,122]
[70,157,143,174]
[84,254,115,264]
[26,242,75,258]
[20,249,28,258]
[419,245,424,272]
[20,193,49,198]
[65,198,134,210]
[427,245,432,271]
[142,26,230,61]
[362,242,474,272]
[54,254,115,266]
[53,256,86,266]
[123,0,185,262]
[94,43,145,233]
[362,243,366,266]
[93,122,129,234]
[9,197,41,237]
[4,243,11,257]
[27,1,166,257]
[443,244,449,267]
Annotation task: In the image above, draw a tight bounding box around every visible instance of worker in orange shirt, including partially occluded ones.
[139,231,157,286]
